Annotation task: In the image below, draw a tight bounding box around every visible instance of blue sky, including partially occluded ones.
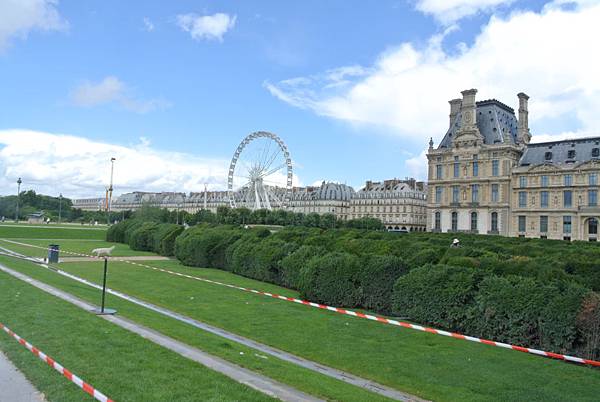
[1,0,599,198]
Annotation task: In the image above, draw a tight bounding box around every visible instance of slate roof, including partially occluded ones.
[519,137,600,166]
[438,99,520,148]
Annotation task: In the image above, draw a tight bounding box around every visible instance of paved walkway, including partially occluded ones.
[59,256,172,263]
[0,350,46,402]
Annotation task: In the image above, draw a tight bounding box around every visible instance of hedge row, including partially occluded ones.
[107,219,183,256]
[110,222,600,359]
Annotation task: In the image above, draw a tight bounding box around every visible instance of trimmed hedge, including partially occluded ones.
[108,221,600,359]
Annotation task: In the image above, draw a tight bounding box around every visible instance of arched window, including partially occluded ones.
[491,212,498,232]
[589,218,598,235]
[451,212,458,231]
[470,212,478,231]
[434,211,441,231]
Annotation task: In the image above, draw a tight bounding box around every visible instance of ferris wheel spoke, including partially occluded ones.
[262,147,282,173]
[261,162,288,179]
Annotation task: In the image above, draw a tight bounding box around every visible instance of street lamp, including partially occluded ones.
[106,157,116,225]
[15,178,22,223]
[58,193,63,223]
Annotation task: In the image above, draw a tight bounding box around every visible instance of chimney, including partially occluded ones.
[449,98,462,129]
[517,92,531,144]
[460,89,477,130]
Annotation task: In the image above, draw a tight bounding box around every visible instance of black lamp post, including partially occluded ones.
[58,193,63,223]
[15,178,22,223]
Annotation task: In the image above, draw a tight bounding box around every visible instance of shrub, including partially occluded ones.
[359,255,407,314]
[152,223,183,256]
[128,222,160,251]
[298,252,362,307]
[279,245,325,289]
[392,264,480,331]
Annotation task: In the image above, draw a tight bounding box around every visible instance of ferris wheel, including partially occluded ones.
[227,131,293,210]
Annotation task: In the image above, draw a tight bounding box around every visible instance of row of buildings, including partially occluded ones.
[427,89,600,241]
[73,178,428,232]
[74,88,600,241]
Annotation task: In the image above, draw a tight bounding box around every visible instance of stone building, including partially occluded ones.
[287,182,354,219]
[511,138,600,241]
[427,88,600,241]
[350,178,427,231]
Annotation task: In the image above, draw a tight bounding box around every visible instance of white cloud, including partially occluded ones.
[267,1,600,147]
[0,130,230,198]
[404,149,429,181]
[415,0,517,24]
[0,0,67,51]
[70,76,170,113]
[176,12,236,42]
[143,17,155,32]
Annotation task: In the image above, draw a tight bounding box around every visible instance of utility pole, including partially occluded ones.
[15,178,22,223]
[58,193,63,223]
[107,157,116,225]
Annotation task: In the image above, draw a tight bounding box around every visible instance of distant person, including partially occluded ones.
[451,238,461,248]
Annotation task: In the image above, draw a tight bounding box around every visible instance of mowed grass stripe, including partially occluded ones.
[0,255,395,402]
[0,269,275,402]
[16,253,600,402]
[0,239,156,258]
[0,225,106,240]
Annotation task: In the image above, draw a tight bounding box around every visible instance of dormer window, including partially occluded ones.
[592,148,600,157]
[545,151,553,161]
[568,150,576,159]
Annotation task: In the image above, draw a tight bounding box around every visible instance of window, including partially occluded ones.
[567,150,576,159]
[564,190,572,208]
[589,190,598,206]
[564,236,571,241]
[590,173,598,186]
[564,174,572,186]
[471,184,479,202]
[545,151,553,161]
[541,175,549,187]
[453,156,459,178]
[472,155,479,177]
[491,212,498,232]
[491,184,499,202]
[589,218,598,235]
[435,186,442,203]
[436,164,442,179]
[452,186,459,203]
[518,216,526,232]
[492,160,499,176]
[540,216,548,233]
[563,216,572,233]
[451,212,458,231]
[593,148,600,157]
[518,191,527,207]
[519,176,527,188]
[541,191,549,208]
[470,212,478,231]
[434,212,441,231]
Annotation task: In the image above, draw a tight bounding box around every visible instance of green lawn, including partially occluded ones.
[0,270,274,402]
[2,240,599,401]
[0,224,106,240]
[0,238,156,258]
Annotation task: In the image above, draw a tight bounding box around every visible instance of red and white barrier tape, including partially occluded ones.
[0,322,113,402]
[3,238,600,368]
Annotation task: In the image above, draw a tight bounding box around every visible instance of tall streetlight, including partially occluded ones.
[58,193,63,223]
[15,178,22,223]
[106,157,116,225]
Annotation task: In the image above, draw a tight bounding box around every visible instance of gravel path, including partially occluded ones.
[0,350,46,402]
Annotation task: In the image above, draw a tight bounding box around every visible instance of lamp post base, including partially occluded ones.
[91,308,117,315]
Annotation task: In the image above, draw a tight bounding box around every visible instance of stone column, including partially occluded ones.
[517,92,531,144]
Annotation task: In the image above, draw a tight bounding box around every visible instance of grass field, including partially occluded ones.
[0,230,598,401]
[0,238,156,258]
[0,270,274,402]
[0,224,106,240]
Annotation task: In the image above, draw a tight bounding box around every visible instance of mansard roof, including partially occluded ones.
[438,99,519,148]
[519,136,600,167]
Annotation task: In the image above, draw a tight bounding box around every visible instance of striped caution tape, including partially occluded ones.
[2,238,600,368]
[0,322,114,402]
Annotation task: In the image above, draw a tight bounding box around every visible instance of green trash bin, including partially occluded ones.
[48,244,59,263]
